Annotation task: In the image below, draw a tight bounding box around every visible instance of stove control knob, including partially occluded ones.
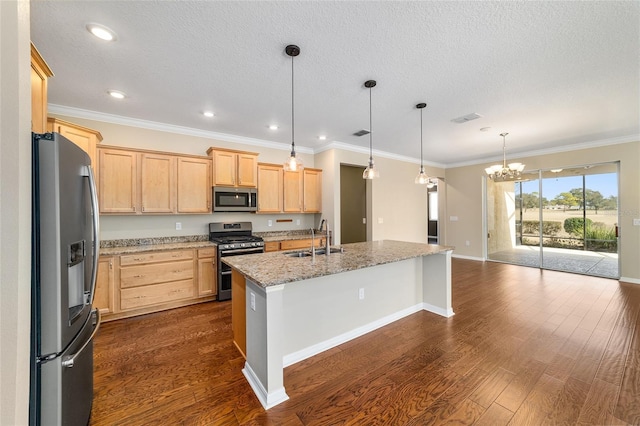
[230,244,235,249]
[241,243,246,248]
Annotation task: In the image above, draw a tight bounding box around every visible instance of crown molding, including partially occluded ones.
[315,141,447,169]
[47,104,314,154]
[447,133,640,169]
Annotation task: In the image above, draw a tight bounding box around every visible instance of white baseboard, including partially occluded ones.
[242,362,289,410]
[422,302,455,318]
[452,254,485,262]
[620,276,640,285]
[283,303,423,368]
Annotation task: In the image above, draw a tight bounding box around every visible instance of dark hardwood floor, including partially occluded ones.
[91,258,640,425]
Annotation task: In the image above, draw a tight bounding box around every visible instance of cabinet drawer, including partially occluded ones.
[120,279,194,310]
[120,250,193,266]
[198,248,217,258]
[264,241,280,252]
[280,239,324,251]
[120,260,194,288]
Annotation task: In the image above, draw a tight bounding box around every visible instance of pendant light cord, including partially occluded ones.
[291,53,295,155]
[369,85,373,163]
[420,108,424,170]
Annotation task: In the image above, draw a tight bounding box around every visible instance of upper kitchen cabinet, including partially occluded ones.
[283,170,303,212]
[257,163,283,213]
[303,168,322,213]
[140,153,176,213]
[207,147,258,188]
[177,157,212,213]
[98,145,212,215]
[98,148,138,214]
[31,43,53,133]
[47,118,103,172]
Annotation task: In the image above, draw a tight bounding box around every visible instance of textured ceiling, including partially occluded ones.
[30,1,640,167]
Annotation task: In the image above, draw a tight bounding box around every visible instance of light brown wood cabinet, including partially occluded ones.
[257,163,283,213]
[208,147,258,188]
[281,168,323,213]
[177,157,211,213]
[283,170,303,212]
[31,43,53,133]
[95,256,115,316]
[118,250,195,311]
[197,248,217,297]
[98,146,211,215]
[47,118,103,172]
[101,247,217,321]
[98,148,137,213]
[140,152,175,213]
[264,241,281,252]
[303,168,323,213]
[280,238,325,251]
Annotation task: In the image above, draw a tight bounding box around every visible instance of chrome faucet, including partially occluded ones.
[325,220,331,256]
[310,228,316,261]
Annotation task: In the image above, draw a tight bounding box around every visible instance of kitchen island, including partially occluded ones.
[223,240,454,409]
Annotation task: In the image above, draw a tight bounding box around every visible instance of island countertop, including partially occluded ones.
[222,240,454,288]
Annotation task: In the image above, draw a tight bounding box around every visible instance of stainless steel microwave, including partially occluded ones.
[212,187,258,212]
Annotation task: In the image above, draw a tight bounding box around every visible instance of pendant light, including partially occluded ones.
[414,102,430,185]
[283,44,303,172]
[484,133,525,181]
[363,80,379,179]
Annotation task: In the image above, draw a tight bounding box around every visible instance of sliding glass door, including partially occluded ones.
[487,162,619,279]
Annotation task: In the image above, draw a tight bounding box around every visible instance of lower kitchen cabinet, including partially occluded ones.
[279,238,325,251]
[95,256,115,315]
[101,247,217,321]
[197,248,217,297]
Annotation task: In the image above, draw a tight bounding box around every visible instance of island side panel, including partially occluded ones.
[281,258,423,365]
[232,268,247,358]
[243,280,289,409]
[421,250,454,317]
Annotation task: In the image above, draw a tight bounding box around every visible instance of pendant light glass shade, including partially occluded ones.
[283,45,303,172]
[485,133,525,181]
[363,80,379,180]
[414,102,430,184]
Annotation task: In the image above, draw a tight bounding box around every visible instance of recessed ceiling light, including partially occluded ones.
[318,135,327,141]
[203,111,215,118]
[269,125,279,130]
[480,127,491,132]
[86,23,117,41]
[107,90,126,99]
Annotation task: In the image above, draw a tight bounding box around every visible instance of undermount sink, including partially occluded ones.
[285,251,313,258]
[284,247,344,257]
[312,247,345,255]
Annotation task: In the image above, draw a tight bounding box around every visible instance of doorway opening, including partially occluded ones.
[486,162,619,279]
[340,164,367,244]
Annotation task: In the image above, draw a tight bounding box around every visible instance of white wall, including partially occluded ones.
[0,1,32,424]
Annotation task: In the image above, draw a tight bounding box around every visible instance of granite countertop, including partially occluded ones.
[99,236,215,256]
[222,240,454,288]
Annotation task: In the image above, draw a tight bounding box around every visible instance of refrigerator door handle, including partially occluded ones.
[62,309,101,368]
[84,166,100,305]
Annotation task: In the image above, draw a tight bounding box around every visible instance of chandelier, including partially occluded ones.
[484,132,525,181]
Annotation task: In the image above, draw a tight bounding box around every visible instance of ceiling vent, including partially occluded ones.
[451,113,483,124]
[353,129,370,137]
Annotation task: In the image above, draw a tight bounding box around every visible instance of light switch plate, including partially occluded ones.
[633,218,640,226]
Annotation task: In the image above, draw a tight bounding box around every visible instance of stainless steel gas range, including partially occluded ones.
[208,222,264,301]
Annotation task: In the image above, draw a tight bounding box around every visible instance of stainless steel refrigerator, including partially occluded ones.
[30,132,101,426]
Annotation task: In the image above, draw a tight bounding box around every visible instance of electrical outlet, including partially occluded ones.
[634,218,640,226]
[378,217,383,224]
[358,288,365,300]
[175,222,182,230]
[465,240,470,246]
[296,219,300,225]
[268,220,273,227]
[250,292,256,311]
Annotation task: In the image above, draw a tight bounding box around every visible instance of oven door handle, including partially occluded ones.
[220,248,264,255]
